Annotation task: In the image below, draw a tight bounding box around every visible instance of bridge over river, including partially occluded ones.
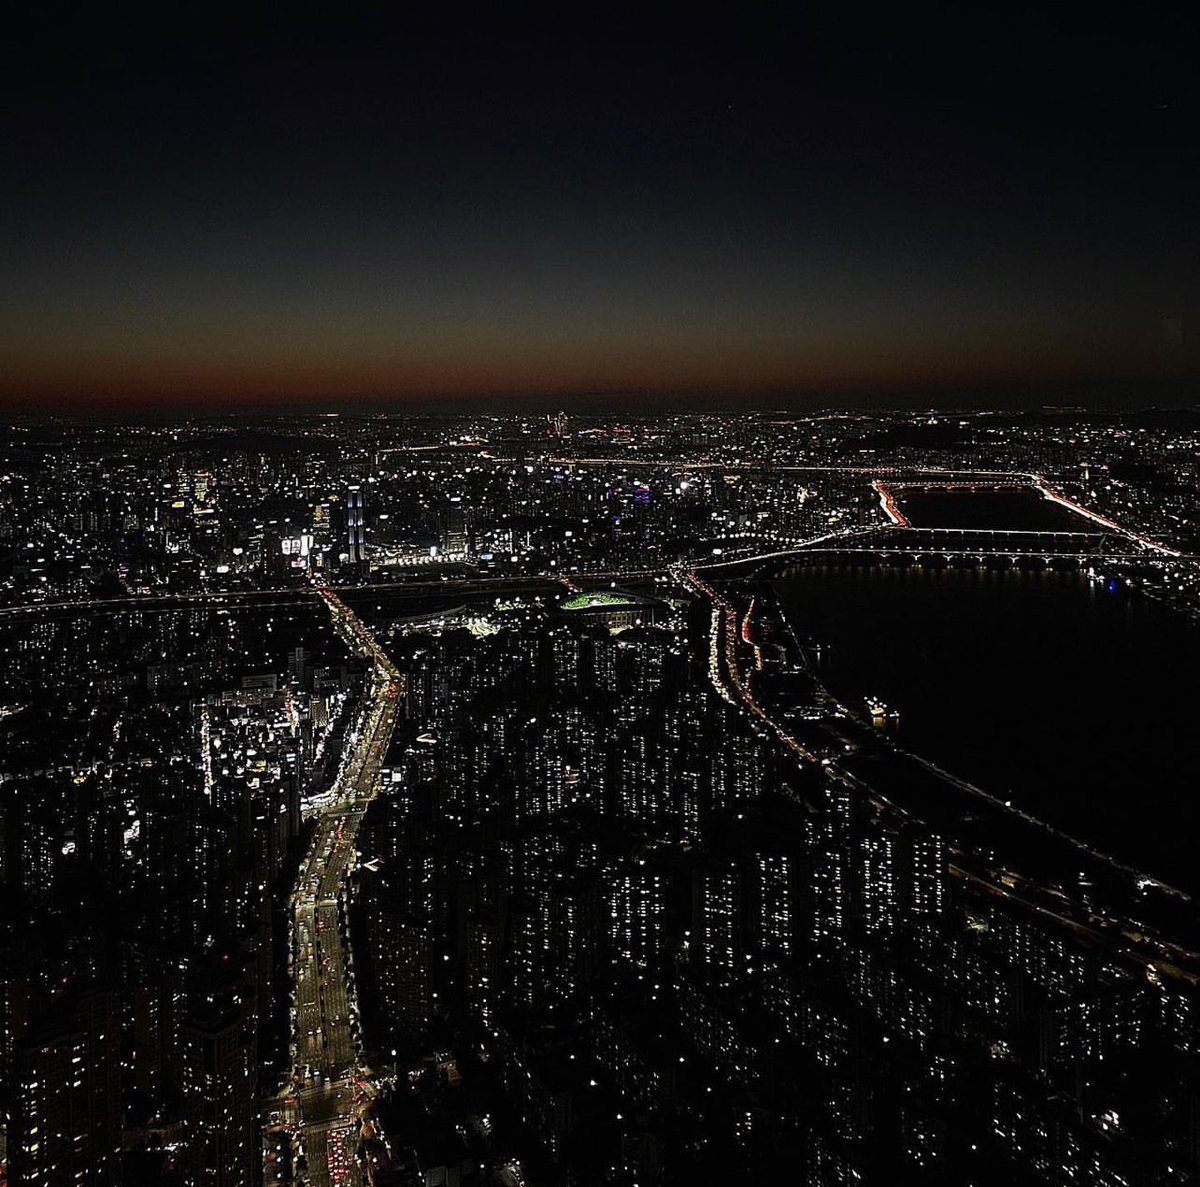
[694,523,1191,576]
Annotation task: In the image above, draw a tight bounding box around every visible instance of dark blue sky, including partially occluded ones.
[1,9,1192,410]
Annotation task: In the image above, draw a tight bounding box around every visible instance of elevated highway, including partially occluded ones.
[0,568,668,622]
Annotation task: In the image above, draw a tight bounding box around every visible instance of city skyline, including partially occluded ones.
[3,410,1200,1183]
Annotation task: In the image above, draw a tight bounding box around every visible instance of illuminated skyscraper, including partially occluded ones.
[346,486,365,567]
[311,500,332,566]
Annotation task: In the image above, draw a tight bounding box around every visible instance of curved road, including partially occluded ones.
[274,584,401,1187]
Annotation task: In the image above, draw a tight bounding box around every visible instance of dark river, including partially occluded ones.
[774,561,1200,890]
[891,485,1088,532]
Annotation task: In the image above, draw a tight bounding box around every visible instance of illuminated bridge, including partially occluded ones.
[695,524,1188,575]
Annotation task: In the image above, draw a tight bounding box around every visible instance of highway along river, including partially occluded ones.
[774,562,1200,893]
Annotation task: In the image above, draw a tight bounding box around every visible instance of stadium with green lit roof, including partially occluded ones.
[556,589,665,629]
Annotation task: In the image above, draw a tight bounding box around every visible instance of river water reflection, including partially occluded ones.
[774,562,1200,890]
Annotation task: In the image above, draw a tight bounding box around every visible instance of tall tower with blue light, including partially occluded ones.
[346,486,365,568]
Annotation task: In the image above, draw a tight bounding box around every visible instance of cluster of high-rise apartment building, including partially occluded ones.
[0,602,359,1184]
[344,593,1199,1184]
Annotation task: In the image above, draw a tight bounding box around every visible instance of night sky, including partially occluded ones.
[0,10,1192,412]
